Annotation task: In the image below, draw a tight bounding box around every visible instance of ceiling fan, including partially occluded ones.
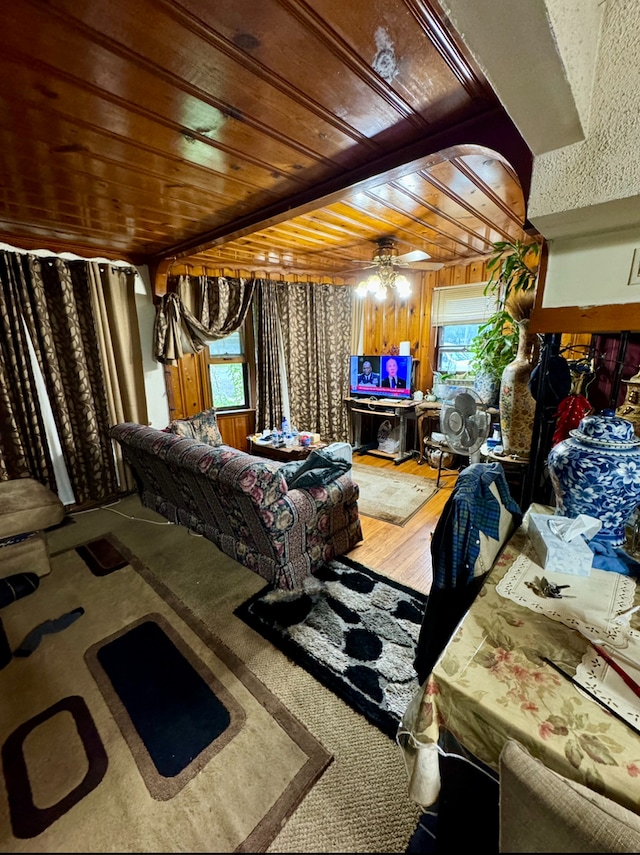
[348,237,445,273]
[348,237,444,299]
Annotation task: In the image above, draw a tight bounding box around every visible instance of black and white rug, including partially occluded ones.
[234,556,427,738]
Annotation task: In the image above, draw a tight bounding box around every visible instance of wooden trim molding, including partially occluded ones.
[529,304,640,335]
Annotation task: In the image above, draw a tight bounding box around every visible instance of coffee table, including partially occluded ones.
[247,436,327,462]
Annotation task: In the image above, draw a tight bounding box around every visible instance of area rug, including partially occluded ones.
[351,463,438,525]
[235,556,427,739]
[0,534,331,853]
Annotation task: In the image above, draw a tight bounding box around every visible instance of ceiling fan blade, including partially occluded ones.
[395,249,432,264]
[340,263,376,274]
[396,261,444,271]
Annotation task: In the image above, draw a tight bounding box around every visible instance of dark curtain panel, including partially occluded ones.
[253,279,284,433]
[154,274,256,364]
[0,252,118,505]
[0,252,55,485]
[276,281,353,441]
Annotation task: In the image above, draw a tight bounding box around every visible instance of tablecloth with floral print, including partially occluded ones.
[398,507,640,815]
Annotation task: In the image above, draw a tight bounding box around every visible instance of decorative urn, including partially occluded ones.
[547,410,640,546]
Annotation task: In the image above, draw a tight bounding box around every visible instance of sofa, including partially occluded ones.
[110,415,363,590]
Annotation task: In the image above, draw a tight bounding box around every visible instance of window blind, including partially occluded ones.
[431,283,498,325]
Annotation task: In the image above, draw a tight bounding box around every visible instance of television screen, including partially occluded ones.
[349,355,412,399]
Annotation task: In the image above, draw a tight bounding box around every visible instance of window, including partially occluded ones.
[436,323,479,374]
[431,283,498,376]
[205,330,249,410]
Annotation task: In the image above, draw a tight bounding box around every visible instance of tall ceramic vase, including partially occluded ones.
[499,319,536,458]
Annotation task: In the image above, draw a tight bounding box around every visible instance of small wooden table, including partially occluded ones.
[247,436,327,462]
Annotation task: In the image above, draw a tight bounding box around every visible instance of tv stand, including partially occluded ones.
[344,397,419,465]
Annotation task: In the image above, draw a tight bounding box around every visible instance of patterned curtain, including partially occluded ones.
[0,252,54,485]
[154,274,255,364]
[276,281,353,442]
[0,252,118,505]
[253,280,284,433]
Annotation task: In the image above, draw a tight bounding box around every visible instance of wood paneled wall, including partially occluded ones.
[162,260,495,447]
[361,259,492,394]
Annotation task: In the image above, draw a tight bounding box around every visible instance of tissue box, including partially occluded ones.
[528,513,594,577]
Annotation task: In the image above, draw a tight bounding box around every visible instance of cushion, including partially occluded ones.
[0,479,65,539]
[166,408,223,447]
[279,448,351,489]
[499,739,640,853]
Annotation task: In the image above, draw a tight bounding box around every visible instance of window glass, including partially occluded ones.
[432,283,498,379]
[209,364,247,408]
[208,332,242,356]
[206,330,249,409]
[436,323,480,375]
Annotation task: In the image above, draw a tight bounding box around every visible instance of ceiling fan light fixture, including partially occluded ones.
[354,238,417,299]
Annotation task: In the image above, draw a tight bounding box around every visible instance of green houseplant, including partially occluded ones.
[468,239,541,403]
[469,308,519,383]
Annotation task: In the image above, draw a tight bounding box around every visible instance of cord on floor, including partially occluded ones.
[70,498,174,525]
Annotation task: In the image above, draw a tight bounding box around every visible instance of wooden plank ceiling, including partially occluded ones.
[0,0,532,280]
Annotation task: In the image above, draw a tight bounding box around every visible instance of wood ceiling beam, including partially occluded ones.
[151,106,533,265]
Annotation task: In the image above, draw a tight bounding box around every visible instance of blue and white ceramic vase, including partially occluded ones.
[474,371,500,407]
[547,410,640,546]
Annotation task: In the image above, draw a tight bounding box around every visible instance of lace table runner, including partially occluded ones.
[496,548,640,730]
[576,636,640,729]
[495,547,637,647]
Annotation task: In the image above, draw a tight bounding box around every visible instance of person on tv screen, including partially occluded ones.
[358,360,380,386]
[381,357,406,389]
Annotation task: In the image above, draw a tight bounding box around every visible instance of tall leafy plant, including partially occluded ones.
[469,309,518,380]
[485,239,541,306]
[469,239,541,383]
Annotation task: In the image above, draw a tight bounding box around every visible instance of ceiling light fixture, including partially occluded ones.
[355,238,412,300]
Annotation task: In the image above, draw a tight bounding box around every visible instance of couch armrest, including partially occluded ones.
[288,472,359,516]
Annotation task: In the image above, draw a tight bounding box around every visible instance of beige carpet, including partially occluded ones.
[351,463,438,525]
[0,496,422,853]
[0,534,330,852]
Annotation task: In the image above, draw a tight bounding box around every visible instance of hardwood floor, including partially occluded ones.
[345,451,459,597]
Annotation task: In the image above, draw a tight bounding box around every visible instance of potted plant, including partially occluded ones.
[485,238,541,305]
[468,239,541,407]
[469,309,519,405]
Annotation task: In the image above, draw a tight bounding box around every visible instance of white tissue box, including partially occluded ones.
[528,513,594,577]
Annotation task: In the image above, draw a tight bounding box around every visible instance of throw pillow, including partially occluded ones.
[279,448,351,489]
[167,408,223,447]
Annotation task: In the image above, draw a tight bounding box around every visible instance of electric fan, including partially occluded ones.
[440,387,492,464]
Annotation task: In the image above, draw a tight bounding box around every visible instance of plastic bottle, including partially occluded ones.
[282,416,289,436]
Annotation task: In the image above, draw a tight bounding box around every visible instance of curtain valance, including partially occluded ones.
[153,274,255,364]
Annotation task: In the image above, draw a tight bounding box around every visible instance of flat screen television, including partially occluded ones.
[349,355,412,400]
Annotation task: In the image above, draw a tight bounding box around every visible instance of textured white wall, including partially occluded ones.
[135,265,170,428]
[438,0,586,154]
[529,0,640,237]
[544,228,640,308]
[543,0,602,133]
[440,0,639,311]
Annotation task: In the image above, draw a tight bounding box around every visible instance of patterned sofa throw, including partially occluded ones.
[167,407,223,447]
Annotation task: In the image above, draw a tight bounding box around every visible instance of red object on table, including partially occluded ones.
[590,641,640,700]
